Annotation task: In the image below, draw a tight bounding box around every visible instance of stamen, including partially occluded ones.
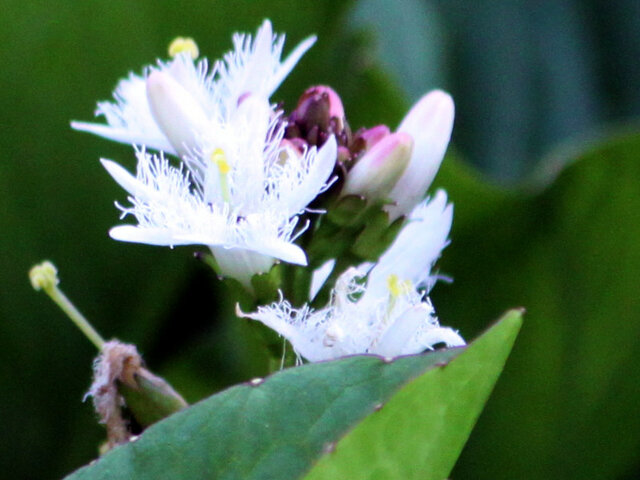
[168,37,199,59]
[387,274,401,298]
[387,274,412,298]
[29,261,105,350]
[210,148,231,202]
[385,274,413,323]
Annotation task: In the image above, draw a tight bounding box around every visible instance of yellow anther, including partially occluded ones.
[387,274,411,298]
[168,37,199,60]
[387,274,401,297]
[211,148,231,174]
[210,148,232,203]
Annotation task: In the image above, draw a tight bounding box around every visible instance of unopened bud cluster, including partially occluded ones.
[284,86,454,220]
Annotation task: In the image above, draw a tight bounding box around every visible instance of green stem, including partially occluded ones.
[45,284,105,351]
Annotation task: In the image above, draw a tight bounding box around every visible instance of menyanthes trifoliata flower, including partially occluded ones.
[72,21,338,287]
[239,191,465,361]
[72,20,316,157]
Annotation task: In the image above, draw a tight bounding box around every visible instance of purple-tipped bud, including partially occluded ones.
[385,90,455,220]
[342,132,413,201]
[288,86,346,146]
[146,71,209,158]
[352,125,390,155]
[295,85,345,128]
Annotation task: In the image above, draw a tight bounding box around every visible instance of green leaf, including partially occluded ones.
[305,310,522,480]
[432,130,640,480]
[63,311,521,480]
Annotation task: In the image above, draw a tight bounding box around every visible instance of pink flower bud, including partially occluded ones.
[352,124,390,156]
[342,132,413,201]
[385,90,454,220]
[290,85,346,135]
[146,71,209,158]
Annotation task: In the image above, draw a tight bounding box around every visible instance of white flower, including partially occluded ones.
[71,20,316,158]
[101,119,336,287]
[74,21,337,286]
[239,190,465,361]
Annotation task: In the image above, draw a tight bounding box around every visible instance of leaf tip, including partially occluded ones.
[502,307,525,329]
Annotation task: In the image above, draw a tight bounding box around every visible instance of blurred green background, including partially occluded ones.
[1,0,639,478]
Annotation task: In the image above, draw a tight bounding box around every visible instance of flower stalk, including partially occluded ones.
[29,260,187,447]
[29,261,105,350]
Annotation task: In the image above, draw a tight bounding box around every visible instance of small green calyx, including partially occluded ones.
[29,260,59,291]
[168,37,199,59]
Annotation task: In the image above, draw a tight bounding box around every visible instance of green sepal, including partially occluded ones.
[325,194,368,226]
[198,252,221,275]
[307,195,404,269]
[250,264,282,305]
[351,208,404,260]
[118,369,188,428]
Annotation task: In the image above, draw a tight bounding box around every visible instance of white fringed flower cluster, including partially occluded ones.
[74,20,464,361]
[73,21,336,286]
[240,191,465,362]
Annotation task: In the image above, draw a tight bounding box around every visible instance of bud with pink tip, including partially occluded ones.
[352,125,390,154]
[287,85,347,147]
[385,90,454,220]
[342,132,413,202]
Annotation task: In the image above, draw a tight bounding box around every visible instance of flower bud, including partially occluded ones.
[342,132,413,202]
[146,70,209,158]
[288,85,346,146]
[385,90,454,220]
[352,125,390,154]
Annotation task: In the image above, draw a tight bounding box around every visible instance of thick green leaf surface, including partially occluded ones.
[433,131,640,480]
[64,312,520,480]
[305,310,522,480]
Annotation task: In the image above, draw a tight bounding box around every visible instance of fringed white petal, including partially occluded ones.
[267,34,317,97]
[374,305,425,357]
[71,122,174,153]
[279,136,337,216]
[72,73,176,154]
[366,190,452,299]
[109,225,188,246]
[309,259,336,301]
